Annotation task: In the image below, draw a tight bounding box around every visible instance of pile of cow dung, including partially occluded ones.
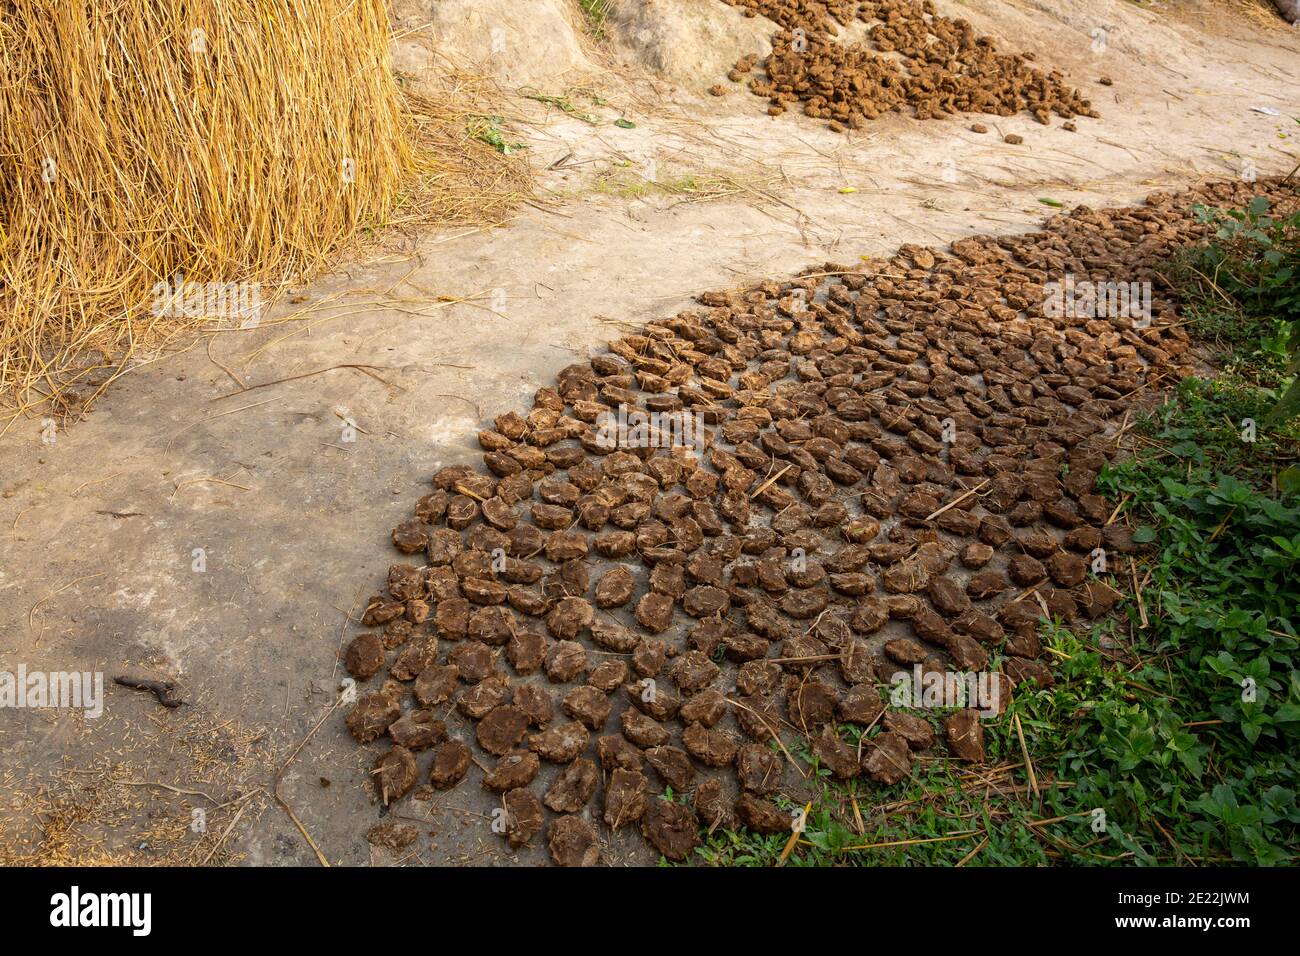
[718,0,1097,131]
[344,176,1297,865]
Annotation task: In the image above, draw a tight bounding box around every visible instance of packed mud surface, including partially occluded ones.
[344,176,1298,864]
[717,0,1096,131]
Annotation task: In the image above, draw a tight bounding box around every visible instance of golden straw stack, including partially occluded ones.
[0,1,521,416]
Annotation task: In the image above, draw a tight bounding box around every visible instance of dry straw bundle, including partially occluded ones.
[0,0,524,417]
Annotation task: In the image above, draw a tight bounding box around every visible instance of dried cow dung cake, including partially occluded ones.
[548,815,601,867]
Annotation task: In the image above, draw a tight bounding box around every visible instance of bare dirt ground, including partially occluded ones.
[1,0,1296,866]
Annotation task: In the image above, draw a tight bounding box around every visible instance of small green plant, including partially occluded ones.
[576,0,612,39]
[467,115,525,155]
[1081,381,1300,863]
[518,89,600,125]
[1181,195,1300,421]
